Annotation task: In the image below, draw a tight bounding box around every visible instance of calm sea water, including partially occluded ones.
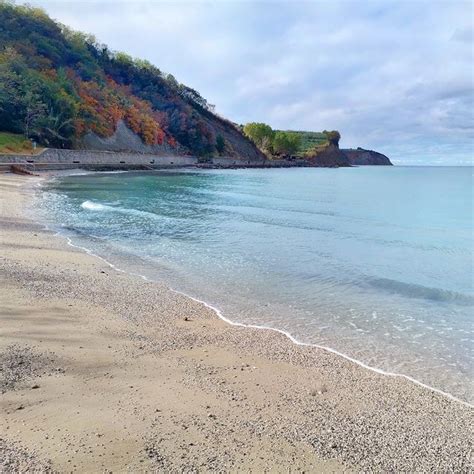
[38,167,473,403]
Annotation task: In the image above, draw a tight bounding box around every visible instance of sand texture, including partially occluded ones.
[0,173,472,472]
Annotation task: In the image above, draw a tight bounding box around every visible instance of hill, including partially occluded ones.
[0,2,264,161]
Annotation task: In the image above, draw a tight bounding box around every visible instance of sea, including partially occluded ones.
[36,166,473,404]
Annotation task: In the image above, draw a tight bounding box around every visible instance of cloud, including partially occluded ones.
[451,25,473,43]
[29,0,474,164]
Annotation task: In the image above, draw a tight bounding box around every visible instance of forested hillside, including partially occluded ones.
[0,2,264,159]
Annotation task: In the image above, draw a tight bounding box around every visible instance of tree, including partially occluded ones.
[323,130,341,146]
[165,73,179,89]
[243,122,274,151]
[23,89,46,138]
[0,46,80,146]
[179,85,211,110]
[272,131,301,155]
[0,48,26,133]
[216,134,225,154]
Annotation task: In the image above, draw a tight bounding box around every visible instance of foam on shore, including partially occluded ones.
[57,221,473,409]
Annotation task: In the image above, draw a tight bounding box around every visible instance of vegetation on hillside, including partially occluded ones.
[242,123,274,152]
[0,2,259,157]
[243,122,340,158]
[291,131,328,154]
[0,131,43,154]
[242,123,301,156]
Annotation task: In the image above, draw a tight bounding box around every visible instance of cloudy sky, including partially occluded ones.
[29,0,473,164]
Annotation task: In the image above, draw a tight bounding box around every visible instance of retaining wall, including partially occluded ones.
[0,149,198,167]
[0,149,309,172]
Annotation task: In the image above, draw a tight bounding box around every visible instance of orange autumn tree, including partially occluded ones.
[109,78,166,146]
[75,79,121,137]
[73,75,168,146]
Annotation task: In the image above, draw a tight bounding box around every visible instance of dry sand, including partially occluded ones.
[0,173,472,472]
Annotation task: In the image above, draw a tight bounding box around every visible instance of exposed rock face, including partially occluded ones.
[307,143,351,167]
[342,148,393,165]
[80,121,185,155]
[80,119,266,162]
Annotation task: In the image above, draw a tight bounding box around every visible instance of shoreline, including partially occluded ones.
[1,172,472,471]
[63,224,473,410]
[40,169,471,409]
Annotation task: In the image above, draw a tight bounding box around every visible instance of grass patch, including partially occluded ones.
[276,130,329,157]
[0,132,43,155]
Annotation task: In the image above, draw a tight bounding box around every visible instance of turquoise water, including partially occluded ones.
[38,167,473,403]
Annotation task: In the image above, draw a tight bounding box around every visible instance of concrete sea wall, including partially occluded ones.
[0,149,309,172]
[0,149,199,172]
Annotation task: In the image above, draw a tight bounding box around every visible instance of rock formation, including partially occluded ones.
[342,148,393,165]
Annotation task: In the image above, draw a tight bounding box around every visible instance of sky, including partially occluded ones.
[27,0,473,164]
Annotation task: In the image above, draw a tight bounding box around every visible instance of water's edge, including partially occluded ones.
[29,172,473,409]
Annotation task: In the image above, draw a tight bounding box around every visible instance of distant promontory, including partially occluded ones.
[242,125,393,167]
[342,148,393,166]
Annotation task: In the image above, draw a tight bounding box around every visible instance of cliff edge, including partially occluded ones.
[307,143,351,167]
[342,148,393,165]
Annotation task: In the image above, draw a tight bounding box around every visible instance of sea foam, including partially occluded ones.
[81,200,111,211]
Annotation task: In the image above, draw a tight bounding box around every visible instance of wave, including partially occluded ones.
[81,200,151,217]
[80,200,190,227]
[369,277,474,306]
[81,200,115,211]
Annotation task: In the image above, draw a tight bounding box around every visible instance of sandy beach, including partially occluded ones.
[0,173,472,472]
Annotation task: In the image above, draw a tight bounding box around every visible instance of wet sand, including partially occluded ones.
[0,173,472,472]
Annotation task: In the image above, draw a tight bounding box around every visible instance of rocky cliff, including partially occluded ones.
[305,132,351,167]
[81,121,184,155]
[307,143,350,167]
[342,148,393,165]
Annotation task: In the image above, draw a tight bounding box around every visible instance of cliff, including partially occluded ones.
[305,131,351,167]
[80,120,184,155]
[342,148,393,165]
[306,143,350,167]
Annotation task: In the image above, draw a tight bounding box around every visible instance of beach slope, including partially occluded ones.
[0,174,472,472]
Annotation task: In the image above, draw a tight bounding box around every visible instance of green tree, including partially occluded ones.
[0,47,30,133]
[216,134,225,154]
[23,89,46,138]
[166,73,179,89]
[243,122,274,151]
[0,49,47,138]
[272,131,301,155]
[0,47,78,146]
